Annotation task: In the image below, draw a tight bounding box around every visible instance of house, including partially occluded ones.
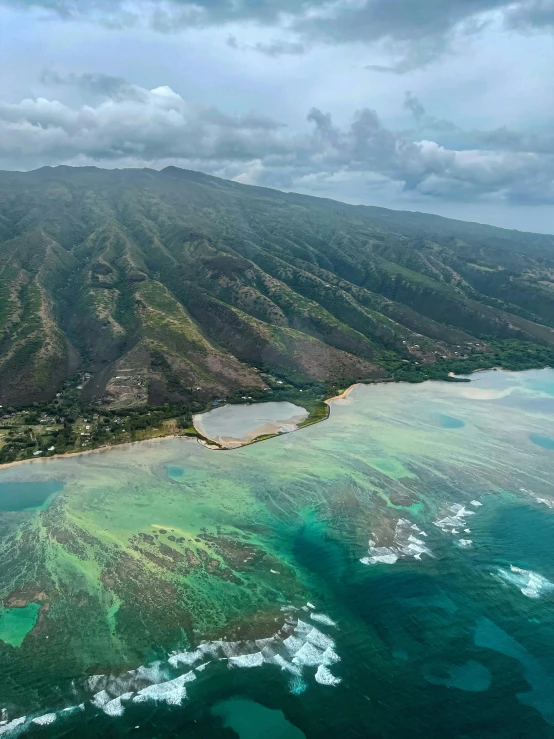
[48,446,55,452]
[33,451,42,456]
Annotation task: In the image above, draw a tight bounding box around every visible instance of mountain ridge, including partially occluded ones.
[5,163,554,241]
[1,165,553,408]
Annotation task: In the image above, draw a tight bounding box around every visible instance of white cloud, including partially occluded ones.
[1,80,553,208]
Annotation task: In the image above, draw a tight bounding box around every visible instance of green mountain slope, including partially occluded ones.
[1,165,553,407]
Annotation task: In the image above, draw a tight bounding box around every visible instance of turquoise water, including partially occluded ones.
[0,603,40,648]
[212,697,306,738]
[0,481,64,511]
[530,434,554,451]
[437,413,465,429]
[0,370,554,737]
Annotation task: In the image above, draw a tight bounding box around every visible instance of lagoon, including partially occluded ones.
[193,400,309,447]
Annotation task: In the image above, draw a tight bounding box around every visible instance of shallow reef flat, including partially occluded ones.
[0,369,554,737]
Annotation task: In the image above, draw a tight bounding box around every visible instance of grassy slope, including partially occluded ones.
[0,165,553,409]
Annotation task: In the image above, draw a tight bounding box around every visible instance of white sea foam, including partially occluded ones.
[527,491,554,510]
[31,714,56,726]
[133,672,195,706]
[293,642,325,667]
[273,653,303,676]
[307,627,335,652]
[360,550,398,565]
[168,648,204,668]
[282,634,306,654]
[496,566,554,599]
[322,647,340,665]
[470,500,482,507]
[3,612,343,735]
[434,504,475,534]
[361,518,433,566]
[294,619,313,638]
[315,665,341,686]
[102,694,133,717]
[310,613,337,627]
[91,690,111,709]
[134,662,167,684]
[229,652,264,668]
[456,539,473,548]
[0,717,26,736]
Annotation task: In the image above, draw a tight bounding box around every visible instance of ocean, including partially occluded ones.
[0,369,553,738]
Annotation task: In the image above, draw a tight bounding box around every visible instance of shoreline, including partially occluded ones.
[193,406,311,450]
[0,434,190,471]
[324,383,362,403]
[1,364,549,470]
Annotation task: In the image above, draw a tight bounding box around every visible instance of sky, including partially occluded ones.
[0,1,554,233]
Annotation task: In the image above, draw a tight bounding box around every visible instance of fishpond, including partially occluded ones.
[193,401,309,447]
[0,369,553,738]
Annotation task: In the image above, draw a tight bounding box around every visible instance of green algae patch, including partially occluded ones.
[377,491,424,515]
[366,458,417,480]
[0,603,40,647]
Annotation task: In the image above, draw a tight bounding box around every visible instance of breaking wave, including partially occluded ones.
[495,565,554,599]
[360,518,433,566]
[0,610,341,736]
[434,503,476,535]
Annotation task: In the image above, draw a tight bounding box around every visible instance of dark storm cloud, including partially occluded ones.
[9,0,554,37]
[506,0,554,30]
[7,0,554,70]
[0,0,501,29]
[1,81,553,204]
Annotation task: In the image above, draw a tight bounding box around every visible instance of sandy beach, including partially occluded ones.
[0,365,542,469]
[0,434,188,471]
[0,385,365,468]
[325,383,361,403]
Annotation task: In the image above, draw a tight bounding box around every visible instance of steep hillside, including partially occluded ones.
[0,165,553,407]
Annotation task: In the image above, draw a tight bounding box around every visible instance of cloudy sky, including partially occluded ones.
[1,1,554,232]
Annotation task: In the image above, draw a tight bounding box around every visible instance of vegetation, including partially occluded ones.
[0,165,553,461]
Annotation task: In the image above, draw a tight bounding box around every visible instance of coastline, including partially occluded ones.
[0,434,190,471]
[324,383,362,403]
[0,364,549,470]
[193,406,311,450]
